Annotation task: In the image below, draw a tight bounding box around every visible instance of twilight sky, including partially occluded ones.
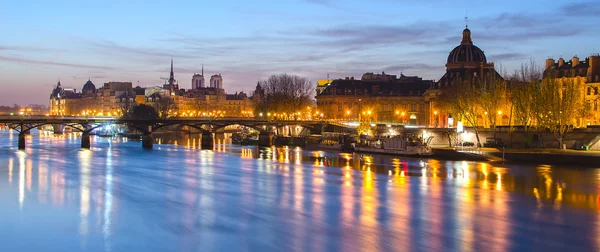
[1,0,599,106]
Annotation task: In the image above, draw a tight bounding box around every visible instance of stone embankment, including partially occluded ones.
[433,147,600,167]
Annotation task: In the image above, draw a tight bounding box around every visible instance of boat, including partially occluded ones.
[354,136,433,156]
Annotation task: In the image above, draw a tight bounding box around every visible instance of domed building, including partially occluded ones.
[435,27,502,89]
[82,79,96,96]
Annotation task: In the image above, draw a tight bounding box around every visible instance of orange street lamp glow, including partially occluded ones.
[498,110,502,115]
[434,111,438,115]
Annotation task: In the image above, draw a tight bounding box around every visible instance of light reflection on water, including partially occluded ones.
[0,130,599,251]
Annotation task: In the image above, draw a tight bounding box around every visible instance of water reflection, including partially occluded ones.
[0,130,599,251]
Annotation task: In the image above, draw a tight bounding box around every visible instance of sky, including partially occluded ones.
[1,0,599,106]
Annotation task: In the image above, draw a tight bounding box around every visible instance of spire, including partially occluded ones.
[168,56,176,86]
[202,62,204,76]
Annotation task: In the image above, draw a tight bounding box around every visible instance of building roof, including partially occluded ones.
[318,78,431,97]
[447,28,487,65]
[82,80,96,94]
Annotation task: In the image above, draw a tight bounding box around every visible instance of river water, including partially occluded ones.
[0,130,599,251]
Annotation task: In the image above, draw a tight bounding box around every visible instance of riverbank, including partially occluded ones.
[434,147,600,167]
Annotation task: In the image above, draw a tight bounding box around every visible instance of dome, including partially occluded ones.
[82,79,96,95]
[446,28,487,65]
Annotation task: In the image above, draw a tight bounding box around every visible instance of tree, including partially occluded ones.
[508,60,543,147]
[154,96,174,119]
[479,73,506,137]
[126,104,158,120]
[437,79,483,147]
[535,76,585,149]
[253,74,314,119]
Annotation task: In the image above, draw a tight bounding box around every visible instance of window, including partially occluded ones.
[588,87,592,95]
[411,104,416,111]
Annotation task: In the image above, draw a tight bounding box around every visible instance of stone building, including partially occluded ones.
[544,55,600,125]
[316,26,505,127]
[316,74,433,125]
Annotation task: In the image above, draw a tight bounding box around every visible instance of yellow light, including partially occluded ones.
[484,111,488,115]
[434,111,438,115]
[401,112,405,116]
[497,110,502,115]
[346,110,351,115]
[395,111,399,115]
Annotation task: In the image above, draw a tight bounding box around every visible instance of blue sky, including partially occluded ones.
[1,0,599,105]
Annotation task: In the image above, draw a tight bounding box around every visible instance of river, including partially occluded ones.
[0,129,599,251]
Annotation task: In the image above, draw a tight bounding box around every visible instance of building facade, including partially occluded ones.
[316,74,433,125]
[544,55,600,126]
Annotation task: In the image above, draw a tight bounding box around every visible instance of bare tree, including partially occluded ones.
[535,76,585,149]
[437,79,483,147]
[254,74,314,119]
[507,60,543,147]
[154,96,174,119]
[479,73,506,137]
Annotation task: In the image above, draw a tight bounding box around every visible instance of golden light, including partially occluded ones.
[498,110,502,115]
[395,111,399,115]
[434,111,438,115]
[367,110,372,115]
[346,110,351,115]
[401,112,405,116]
[484,111,488,115]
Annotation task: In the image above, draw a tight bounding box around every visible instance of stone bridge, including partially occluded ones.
[0,116,355,149]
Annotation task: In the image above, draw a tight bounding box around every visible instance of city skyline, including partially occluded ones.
[1,0,599,105]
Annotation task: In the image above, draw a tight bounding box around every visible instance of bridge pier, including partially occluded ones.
[259,131,274,146]
[81,132,91,149]
[142,133,154,149]
[18,133,26,150]
[201,131,214,149]
[53,124,64,134]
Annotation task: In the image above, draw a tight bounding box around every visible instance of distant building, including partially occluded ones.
[48,59,250,117]
[192,64,206,89]
[210,74,223,89]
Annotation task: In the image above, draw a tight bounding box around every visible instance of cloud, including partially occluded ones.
[0,45,65,53]
[303,0,335,6]
[488,52,530,62]
[0,56,115,70]
[382,63,442,73]
[561,1,600,16]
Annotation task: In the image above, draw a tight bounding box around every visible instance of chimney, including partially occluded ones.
[545,59,555,70]
[558,58,565,67]
[589,55,600,79]
[573,56,580,67]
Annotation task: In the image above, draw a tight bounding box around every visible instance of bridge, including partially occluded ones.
[0,116,355,150]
